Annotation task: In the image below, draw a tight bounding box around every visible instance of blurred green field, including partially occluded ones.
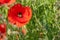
[0,0,60,40]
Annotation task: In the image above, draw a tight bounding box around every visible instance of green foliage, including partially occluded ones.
[0,0,60,40]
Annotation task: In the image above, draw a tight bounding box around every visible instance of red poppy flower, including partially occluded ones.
[0,0,10,5]
[0,23,6,34]
[0,22,6,39]
[0,0,15,6]
[8,4,32,28]
[0,33,6,40]
[7,0,16,6]
[4,0,10,3]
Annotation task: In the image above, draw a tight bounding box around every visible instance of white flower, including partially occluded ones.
[7,29,12,35]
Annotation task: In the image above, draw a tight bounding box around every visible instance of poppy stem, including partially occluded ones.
[17,27,25,40]
[17,27,21,40]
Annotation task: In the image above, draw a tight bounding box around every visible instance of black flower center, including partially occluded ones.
[18,13,22,18]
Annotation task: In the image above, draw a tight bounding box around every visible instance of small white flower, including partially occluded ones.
[7,29,12,35]
[12,31,19,34]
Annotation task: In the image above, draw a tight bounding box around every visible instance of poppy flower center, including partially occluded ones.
[18,13,22,18]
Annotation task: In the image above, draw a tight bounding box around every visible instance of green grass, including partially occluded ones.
[0,0,60,40]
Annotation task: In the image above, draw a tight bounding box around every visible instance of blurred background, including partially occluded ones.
[0,0,60,40]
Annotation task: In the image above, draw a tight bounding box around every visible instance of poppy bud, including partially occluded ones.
[22,29,27,35]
